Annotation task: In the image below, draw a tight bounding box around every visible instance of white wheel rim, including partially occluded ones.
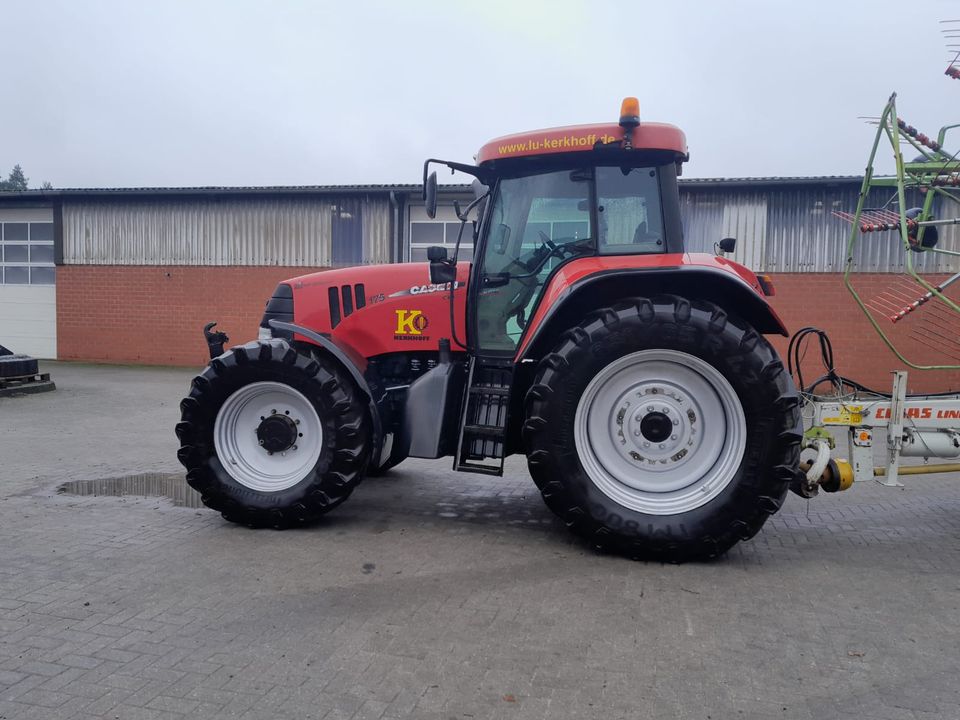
[214,381,323,492]
[574,349,746,515]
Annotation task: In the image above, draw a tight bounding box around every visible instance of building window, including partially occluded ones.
[1,222,55,285]
[409,221,473,262]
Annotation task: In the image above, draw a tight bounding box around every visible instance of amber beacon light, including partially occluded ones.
[619,97,641,128]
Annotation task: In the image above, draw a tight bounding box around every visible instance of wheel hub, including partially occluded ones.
[639,410,673,443]
[613,381,699,471]
[256,412,299,453]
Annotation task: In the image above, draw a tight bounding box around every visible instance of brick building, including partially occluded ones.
[1,178,958,392]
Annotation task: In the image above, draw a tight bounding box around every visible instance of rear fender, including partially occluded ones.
[268,320,384,463]
[515,267,787,362]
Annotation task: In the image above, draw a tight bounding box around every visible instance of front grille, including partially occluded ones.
[261,283,294,339]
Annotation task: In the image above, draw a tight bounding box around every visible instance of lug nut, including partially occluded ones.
[673,419,679,426]
[271,409,277,415]
[295,419,301,425]
[647,405,655,412]
[292,445,298,451]
[643,441,650,448]
[258,439,264,446]
[659,444,665,449]
[662,407,670,414]
[635,414,643,422]
[633,430,641,436]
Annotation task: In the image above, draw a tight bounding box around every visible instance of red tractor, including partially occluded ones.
[176,98,801,561]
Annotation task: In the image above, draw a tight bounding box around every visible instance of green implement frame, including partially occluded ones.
[842,92,960,369]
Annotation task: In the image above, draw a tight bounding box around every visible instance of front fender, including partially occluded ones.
[268,320,384,463]
[515,265,787,362]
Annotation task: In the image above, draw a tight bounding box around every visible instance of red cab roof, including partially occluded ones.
[476,122,688,165]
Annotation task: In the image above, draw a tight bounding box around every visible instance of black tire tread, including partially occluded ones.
[175,339,370,528]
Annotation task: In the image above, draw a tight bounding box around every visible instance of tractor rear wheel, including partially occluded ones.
[523,295,801,562]
[175,339,370,528]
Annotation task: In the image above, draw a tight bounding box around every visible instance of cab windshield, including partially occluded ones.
[475,165,664,352]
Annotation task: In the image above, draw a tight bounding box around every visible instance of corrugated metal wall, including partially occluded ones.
[58,184,959,273]
[681,185,960,273]
[62,195,392,266]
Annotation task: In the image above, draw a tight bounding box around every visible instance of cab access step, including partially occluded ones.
[455,357,514,476]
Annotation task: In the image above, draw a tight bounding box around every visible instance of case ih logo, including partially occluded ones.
[394,310,430,341]
[388,282,461,298]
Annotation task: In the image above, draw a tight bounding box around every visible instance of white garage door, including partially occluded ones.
[0,209,56,359]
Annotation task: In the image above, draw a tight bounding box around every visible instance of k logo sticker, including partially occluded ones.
[395,310,429,339]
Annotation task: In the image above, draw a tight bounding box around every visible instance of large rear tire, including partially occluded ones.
[175,339,371,528]
[523,295,801,562]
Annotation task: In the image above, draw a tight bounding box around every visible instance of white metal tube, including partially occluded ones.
[806,440,831,484]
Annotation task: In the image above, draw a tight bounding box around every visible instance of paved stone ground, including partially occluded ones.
[1,361,960,720]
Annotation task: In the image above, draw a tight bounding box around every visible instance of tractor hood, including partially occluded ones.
[272,262,470,359]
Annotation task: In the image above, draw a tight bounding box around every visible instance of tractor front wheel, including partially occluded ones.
[176,340,370,527]
[523,295,801,562]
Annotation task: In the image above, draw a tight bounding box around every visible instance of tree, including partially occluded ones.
[1,165,29,191]
[0,165,51,192]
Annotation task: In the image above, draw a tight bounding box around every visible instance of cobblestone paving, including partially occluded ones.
[1,362,959,719]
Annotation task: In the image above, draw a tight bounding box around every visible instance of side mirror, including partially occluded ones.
[718,237,736,254]
[428,246,457,284]
[425,171,438,219]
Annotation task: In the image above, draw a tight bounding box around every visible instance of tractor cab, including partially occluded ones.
[424,98,688,356]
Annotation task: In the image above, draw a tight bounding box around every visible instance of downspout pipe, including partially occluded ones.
[388,191,401,263]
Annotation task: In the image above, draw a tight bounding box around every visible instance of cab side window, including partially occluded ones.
[597,167,664,254]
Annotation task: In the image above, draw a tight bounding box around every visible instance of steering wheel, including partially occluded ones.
[538,230,558,253]
[499,232,561,323]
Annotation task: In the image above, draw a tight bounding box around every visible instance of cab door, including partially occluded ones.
[471,169,594,354]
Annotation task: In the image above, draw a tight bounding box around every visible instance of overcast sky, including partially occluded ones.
[2,0,956,188]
